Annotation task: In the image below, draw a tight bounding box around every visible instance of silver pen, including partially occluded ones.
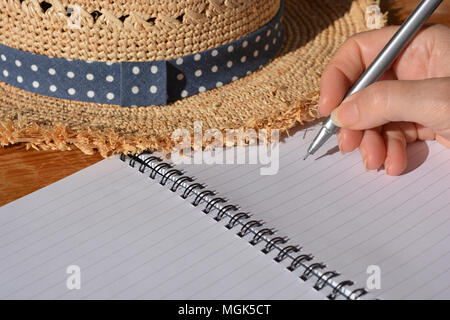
[304,0,443,160]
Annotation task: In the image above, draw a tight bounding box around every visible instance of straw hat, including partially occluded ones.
[0,0,385,156]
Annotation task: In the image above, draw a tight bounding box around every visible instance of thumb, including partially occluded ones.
[330,78,450,133]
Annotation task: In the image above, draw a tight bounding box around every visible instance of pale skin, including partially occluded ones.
[319,24,450,176]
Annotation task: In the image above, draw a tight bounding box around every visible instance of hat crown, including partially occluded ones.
[0,0,280,62]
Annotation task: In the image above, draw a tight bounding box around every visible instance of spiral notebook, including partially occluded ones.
[0,124,449,300]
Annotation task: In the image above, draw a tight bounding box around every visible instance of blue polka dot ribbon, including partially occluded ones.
[0,3,283,107]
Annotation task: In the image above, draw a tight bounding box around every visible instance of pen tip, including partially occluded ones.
[303,153,310,161]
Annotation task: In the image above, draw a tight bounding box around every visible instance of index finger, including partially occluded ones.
[318,26,400,116]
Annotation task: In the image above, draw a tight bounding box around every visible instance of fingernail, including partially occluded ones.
[318,94,328,116]
[337,132,346,154]
[318,93,325,109]
[330,99,360,127]
[361,147,369,171]
[363,159,370,172]
[385,157,392,175]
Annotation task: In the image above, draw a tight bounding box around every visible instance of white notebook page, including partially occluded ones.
[178,124,450,299]
[0,156,324,300]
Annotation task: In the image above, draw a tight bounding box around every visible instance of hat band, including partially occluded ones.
[0,3,283,107]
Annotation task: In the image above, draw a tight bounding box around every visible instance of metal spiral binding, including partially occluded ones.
[120,152,370,300]
[274,245,300,263]
[249,228,275,246]
[262,236,288,254]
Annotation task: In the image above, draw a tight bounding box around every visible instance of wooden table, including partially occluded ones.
[1,0,449,206]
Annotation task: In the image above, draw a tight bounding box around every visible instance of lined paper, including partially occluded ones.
[1,124,449,300]
[179,125,450,299]
[0,157,323,300]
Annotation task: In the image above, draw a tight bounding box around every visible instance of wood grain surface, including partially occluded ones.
[382,0,450,25]
[0,0,449,206]
[0,145,102,206]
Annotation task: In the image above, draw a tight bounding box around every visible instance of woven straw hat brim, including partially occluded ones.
[0,0,384,156]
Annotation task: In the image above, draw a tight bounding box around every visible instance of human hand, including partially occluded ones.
[319,24,450,175]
